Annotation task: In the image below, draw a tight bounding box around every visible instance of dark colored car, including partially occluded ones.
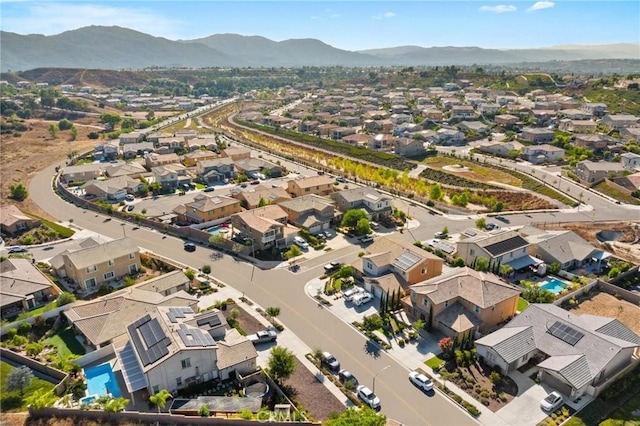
[338,369,358,387]
[184,242,196,252]
[203,186,215,192]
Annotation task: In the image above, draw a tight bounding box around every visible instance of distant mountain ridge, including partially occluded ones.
[1,25,638,72]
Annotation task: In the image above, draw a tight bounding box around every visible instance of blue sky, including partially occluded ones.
[1,1,638,51]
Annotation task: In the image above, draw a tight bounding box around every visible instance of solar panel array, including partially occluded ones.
[127,314,170,366]
[484,235,529,256]
[177,324,216,347]
[196,312,222,328]
[393,251,422,271]
[547,321,585,346]
[167,307,194,323]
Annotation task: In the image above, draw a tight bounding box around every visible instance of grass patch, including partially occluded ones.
[43,326,86,358]
[425,354,445,369]
[593,181,640,205]
[194,182,206,190]
[486,165,577,206]
[1,361,56,412]
[16,301,57,320]
[517,297,530,312]
[423,156,522,186]
[25,214,75,238]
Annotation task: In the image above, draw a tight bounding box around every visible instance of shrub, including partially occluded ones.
[239,408,252,420]
[25,342,44,356]
[57,291,76,307]
[201,264,211,274]
[11,335,28,347]
[6,328,17,339]
[489,371,502,384]
[481,397,490,406]
[18,322,31,335]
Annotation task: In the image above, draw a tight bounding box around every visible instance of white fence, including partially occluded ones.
[0,304,74,337]
[75,344,115,367]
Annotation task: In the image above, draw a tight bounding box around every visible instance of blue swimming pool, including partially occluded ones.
[84,363,121,398]
[539,278,568,295]
[206,224,230,236]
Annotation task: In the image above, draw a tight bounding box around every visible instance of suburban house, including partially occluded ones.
[172,195,242,224]
[494,114,519,127]
[457,121,491,136]
[156,136,186,153]
[342,133,372,148]
[82,176,145,201]
[558,120,597,133]
[151,166,181,191]
[119,132,145,144]
[50,237,141,292]
[478,141,524,158]
[93,140,120,161]
[65,285,198,349]
[457,230,538,273]
[526,230,611,272]
[287,175,335,198]
[521,144,565,164]
[354,236,443,297]
[60,163,104,184]
[181,150,218,168]
[122,142,156,159]
[144,153,180,170]
[475,304,640,399]
[234,158,283,179]
[407,268,521,340]
[0,205,40,235]
[197,158,236,184]
[331,187,393,221]
[436,128,465,145]
[136,270,191,297]
[621,152,640,172]
[278,194,336,234]
[451,106,475,120]
[581,103,607,117]
[116,306,258,399]
[621,127,640,143]
[105,162,147,179]
[394,137,426,157]
[573,160,626,183]
[521,128,555,144]
[230,205,292,252]
[0,258,59,320]
[601,114,639,131]
[230,186,291,210]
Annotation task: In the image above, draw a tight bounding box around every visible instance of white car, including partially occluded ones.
[293,236,309,250]
[343,287,365,302]
[540,391,563,412]
[409,371,434,392]
[352,292,374,306]
[356,385,380,410]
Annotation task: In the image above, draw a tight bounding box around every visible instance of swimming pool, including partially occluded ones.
[206,224,230,236]
[539,277,568,295]
[84,363,122,398]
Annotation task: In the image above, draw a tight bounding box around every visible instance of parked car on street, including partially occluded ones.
[7,246,28,254]
[246,330,277,345]
[183,242,196,252]
[338,369,358,387]
[324,261,341,274]
[486,222,499,230]
[203,186,215,192]
[540,391,563,412]
[356,385,381,410]
[409,371,434,392]
[321,352,340,373]
[434,231,448,239]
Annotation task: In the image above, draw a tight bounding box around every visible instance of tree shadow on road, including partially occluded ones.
[364,340,381,358]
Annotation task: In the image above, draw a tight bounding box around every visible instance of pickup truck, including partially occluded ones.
[324,261,341,273]
[246,330,277,345]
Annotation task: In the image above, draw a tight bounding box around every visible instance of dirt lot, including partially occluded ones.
[0,117,101,220]
[540,221,640,263]
[569,292,640,335]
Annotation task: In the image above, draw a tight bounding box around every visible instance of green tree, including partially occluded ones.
[441,226,449,235]
[103,397,129,412]
[70,126,78,141]
[48,123,58,138]
[429,184,443,201]
[475,217,487,230]
[100,112,122,130]
[267,346,296,384]
[325,408,386,426]
[265,306,280,317]
[57,292,76,307]
[549,262,562,274]
[500,264,514,278]
[58,118,73,130]
[474,257,490,272]
[257,197,269,207]
[522,284,556,303]
[355,217,371,236]
[283,244,302,260]
[149,389,172,413]
[24,388,57,410]
[453,257,465,267]
[201,264,211,274]
[6,366,33,397]
[199,405,210,417]
[341,209,368,228]
[9,182,28,200]
[492,202,504,212]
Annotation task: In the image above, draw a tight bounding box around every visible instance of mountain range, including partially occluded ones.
[1,25,638,72]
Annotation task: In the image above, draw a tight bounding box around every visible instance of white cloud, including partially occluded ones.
[373,11,396,20]
[479,5,517,13]
[527,1,555,12]
[1,3,184,39]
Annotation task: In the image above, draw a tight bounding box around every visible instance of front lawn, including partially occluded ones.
[0,361,56,412]
[517,297,530,312]
[425,354,445,370]
[43,326,86,358]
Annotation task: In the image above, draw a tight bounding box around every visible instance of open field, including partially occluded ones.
[569,292,640,335]
[422,155,522,187]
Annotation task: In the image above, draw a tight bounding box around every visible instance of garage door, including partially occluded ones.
[308,225,322,234]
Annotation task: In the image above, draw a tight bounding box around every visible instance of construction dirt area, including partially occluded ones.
[569,292,640,336]
[539,221,640,264]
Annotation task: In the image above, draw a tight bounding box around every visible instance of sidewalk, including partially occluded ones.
[197,276,353,409]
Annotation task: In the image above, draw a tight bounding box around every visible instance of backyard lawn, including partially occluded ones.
[517,297,530,312]
[43,326,86,358]
[0,361,56,412]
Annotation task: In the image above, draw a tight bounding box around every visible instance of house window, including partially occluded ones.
[521,355,527,362]
[474,305,481,313]
[181,358,191,369]
[152,385,160,394]
[366,262,373,269]
[129,264,138,274]
[86,265,97,273]
[107,259,114,267]
[444,300,449,308]
[470,249,475,256]
[421,267,427,274]
[85,278,97,288]
[422,299,429,307]
[104,271,115,280]
[129,253,135,260]
[176,377,182,386]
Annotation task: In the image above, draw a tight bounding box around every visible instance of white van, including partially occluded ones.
[293,236,309,250]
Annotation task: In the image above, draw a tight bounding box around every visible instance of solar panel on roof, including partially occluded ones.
[196,313,222,328]
[547,321,584,346]
[167,312,177,323]
[393,251,422,271]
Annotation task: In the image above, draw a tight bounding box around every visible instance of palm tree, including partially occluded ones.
[149,389,172,413]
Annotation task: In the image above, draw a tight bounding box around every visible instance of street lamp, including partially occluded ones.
[372,365,390,394]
